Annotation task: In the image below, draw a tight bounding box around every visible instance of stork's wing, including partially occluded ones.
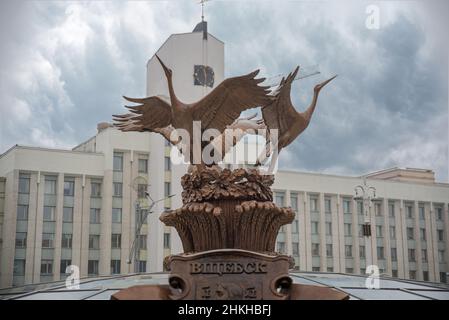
[262,66,304,135]
[191,70,271,133]
[113,96,172,132]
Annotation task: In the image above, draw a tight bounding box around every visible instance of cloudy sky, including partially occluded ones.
[0,0,447,181]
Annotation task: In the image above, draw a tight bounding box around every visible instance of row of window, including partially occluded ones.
[113,153,149,173]
[274,191,446,220]
[13,259,148,276]
[15,232,148,250]
[286,220,446,242]
[277,240,446,263]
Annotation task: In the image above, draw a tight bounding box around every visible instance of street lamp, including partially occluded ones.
[354,176,378,268]
[127,192,175,273]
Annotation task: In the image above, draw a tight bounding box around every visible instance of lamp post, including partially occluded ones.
[354,176,377,270]
[127,192,175,273]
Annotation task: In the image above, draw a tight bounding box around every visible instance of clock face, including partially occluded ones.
[194,65,214,88]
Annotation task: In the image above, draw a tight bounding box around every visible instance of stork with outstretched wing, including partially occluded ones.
[113,55,271,164]
[258,66,337,167]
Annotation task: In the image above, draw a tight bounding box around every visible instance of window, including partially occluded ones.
[63,207,73,222]
[326,244,333,257]
[89,235,100,249]
[419,206,425,220]
[438,229,444,242]
[423,271,429,281]
[407,227,414,240]
[440,272,447,283]
[359,245,365,259]
[137,184,147,198]
[91,182,101,197]
[291,193,298,212]
[377,246,385,260]
[43,206,55,221]
[42,233,54,248]
[311,222,319,234]
[64,181,74,196]
[292,220,299,233]
[344,223,352,236]
[18,176,30,194]
[90,208,101,224]
[164,233,171,249]
[325,222,332,235]
[113,152,123,171]
[391,248,397,261]
[420,228,426,241]
[312,267,320,272]
[409,270,416,280]
[422,249,428,263]
[138,158,148,173]
[436,207,443,220]
[438,250,445,263]
[406,205,413,219]
[360,268,366,275]
[310,197,318,212]
[139,235,147,250]
[111,234,121,249]
[292,242,299,256]
[325,198,332,213]
[388,203,395,217]
[275,192,284,206]
[40,260,53,275]
[345,245,352,258]
[392,270,398,278]
[88,260,99,275]
[358,224,364,237]
[111,260,121,274]
[327,267,333,272]
[164,182,171,197]
[60,259,72,274]
[346,268,353,274]
[138,261,147,273]
[136,210,147,226]
[17,205,28,220]
[312,243,320,256]
[376,225,383,238]
[14,259,25,276]
[390,226,396,240]
[113,182,122,197]
[15,232,27,248]
[164,156,171,171]
[61,234,72,249]
[409,249,416,262]
[44,177,56,195]
[343,199,351,214]
[277,241,286,253]
[375,203,382,216]
[357,201,363,215]
[112,208,122,223]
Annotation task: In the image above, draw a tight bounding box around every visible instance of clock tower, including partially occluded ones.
[145,22,224,272]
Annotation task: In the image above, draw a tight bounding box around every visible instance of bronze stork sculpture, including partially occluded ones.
[111,58,346,300]
[258,66,337,168]
[113,55,271,164]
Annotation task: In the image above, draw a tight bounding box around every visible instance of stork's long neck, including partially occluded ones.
[303,90,320,122]
[167,76,181,110]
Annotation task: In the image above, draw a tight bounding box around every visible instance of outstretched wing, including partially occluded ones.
[113,95,172,132]
[191,70,271,133]
[262,66,304,137]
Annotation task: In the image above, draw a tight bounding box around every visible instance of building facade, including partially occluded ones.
[1,22,448,288]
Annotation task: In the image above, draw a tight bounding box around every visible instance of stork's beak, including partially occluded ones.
[319,75,337,88]
[315,75,337,90]
[155,54,171,77]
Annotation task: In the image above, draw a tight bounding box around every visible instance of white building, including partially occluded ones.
[0,22,448,288]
